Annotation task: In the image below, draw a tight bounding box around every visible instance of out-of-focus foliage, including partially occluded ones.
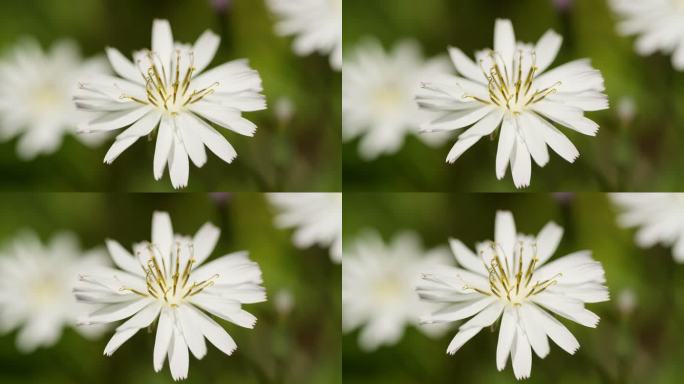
[0,0,341,191]
[343,193,684,384]
[343,0,684,191]
[0,193,341,384]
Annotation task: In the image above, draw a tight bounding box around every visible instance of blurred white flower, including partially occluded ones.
[418,211,609,380]
[610,0,684,70]
[343,38,452,160]
[0,231,108,352]
[268,193,342,263]
[74,211,266,381]
[0,39,108,160]
[617,288,637,316]
[74,19,266,189]
[611,193,684,261]
[617,96,636,124]
[274,96,295,124]
[274,288,294,316]
[417,19,608,188]
[267,0,342,70]
[343,230,451,351]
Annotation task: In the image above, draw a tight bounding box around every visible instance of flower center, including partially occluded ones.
[373,85,404,113]
[125,50,219,116]
[30,276,60,306]
[372,274,405,303]
[468,241,560,306]
[471,50,559,115]
[123,242,218,307]
[32,86,62,112]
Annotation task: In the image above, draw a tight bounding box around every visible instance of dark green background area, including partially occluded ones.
[343,0,684,192]
[0,0,341,192]
[0,193,341,384]
[343,193,684,384]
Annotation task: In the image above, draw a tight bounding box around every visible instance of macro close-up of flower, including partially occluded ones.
[609,0,684,70]
[267,0,343,70]
[0,39,108,160]
[342,230,450,351]
[74,211,267,380]
[343,39,451,160]
[0,231,108,352]
[74,19,266,189]
[611,193,684,262]
[268,193,342,263]
[417,19,608,188]
[417,211,609,379]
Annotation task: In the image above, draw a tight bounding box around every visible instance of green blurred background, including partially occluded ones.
[0,0,341,191]
[0,193,341,384]
[343,193,684,383]
[343,0,684,191]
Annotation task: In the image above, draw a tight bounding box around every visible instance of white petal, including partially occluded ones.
[495,115,515,180]
[106,239,144,276]
[448,46,486,83]
[459,301,504,329]
[526,303,579,354]
[169,138,190,189]
[189,102,257,136]
[496,307,516,371]
[446,327,482,355]
[152,19,174,70]
[179,117,207,168]
[185,305,237,356]
[449,238,487,275]
[511,134,532,189]
[104,137,138,164]
[104,328,138,356]
[518,113,549,167]
[532,101,599,136]
[178,305,207,359]
[187,113,237,164]
[511,326,532,380]
[446,136,480,164]
[494,19,516,70]
[81,299,151,325]
[152,211,174,263]
[535,30,562,73]
[193,222,220,266]
[536,222,564,265]
[116,110,162,140]
[421,107,493,133]
[519,305,550,358]
[154,116,174,180]
[421,297,495,324]
[154,308,173,372]
[116,302,162,331]
[528,112,579,163]
[79,107,151,133]
[459,109,504,139]
[106,47,144,84]
[193,30,220,74]
[495,211,516,264]
[169,329,189,381]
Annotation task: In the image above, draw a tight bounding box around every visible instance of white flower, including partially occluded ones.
[267,193,342,263]
[417,211,609,380]
[610,0,684,70]
[74,211,266,381]
[343,38,452,160]
[417,19,608,188]
[611,193,684,261]
[74,19,266,189]
[0,39,108,160]
[0,232,108,352]
[343,230,451,351]
[267,0,342,70]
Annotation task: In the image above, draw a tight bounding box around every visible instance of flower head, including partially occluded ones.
[0,232,108,352]
[74,212,266,381]
[417,19,608,188]
[74,20,266,188]
[267,0,342,70]
[268,193,342,263]
[418,211,609,380]
[343,230,450,351]
[610,0,684,70]
[0,39,108,159]
[611,193,684,261]
[343,38,452,159]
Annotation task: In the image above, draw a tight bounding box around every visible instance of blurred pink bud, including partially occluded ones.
[210,0,232,13]
[552,0,574,12]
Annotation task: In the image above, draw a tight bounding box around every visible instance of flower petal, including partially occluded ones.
[104,328,138,356]
[193,222,220,266]
[185,305,237,356]
[154,116,174,180]
[152,19,174,70]
[496,307,516,371]
[106,239,144,276]
[193,30,221,75]
[154,308,173,372]
[536,221,564,265]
